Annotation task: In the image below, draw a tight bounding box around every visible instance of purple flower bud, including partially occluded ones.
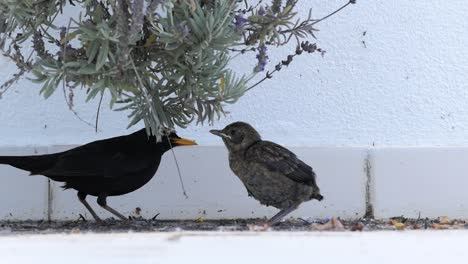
[234,15,247,27]
[177,22,190,39]
[234,15,248,34]
[258,6,266,16]
[254,45,268,72]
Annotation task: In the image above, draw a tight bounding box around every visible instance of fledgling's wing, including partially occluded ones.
[246,141,318,186]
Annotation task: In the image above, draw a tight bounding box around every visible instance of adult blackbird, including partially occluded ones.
[0,129,197,222]
[210,122,323,226]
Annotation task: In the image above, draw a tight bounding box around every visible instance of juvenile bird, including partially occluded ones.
[210,122,323,226]
[0,129,197,222]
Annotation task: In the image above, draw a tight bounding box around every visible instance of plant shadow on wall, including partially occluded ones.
[0,0,355,138]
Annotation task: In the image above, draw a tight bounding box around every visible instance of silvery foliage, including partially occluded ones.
[0,0,354,139]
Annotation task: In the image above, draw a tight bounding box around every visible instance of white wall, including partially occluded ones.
[1,1,468,147]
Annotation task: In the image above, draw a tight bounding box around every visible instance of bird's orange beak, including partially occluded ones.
[171,137,197,146]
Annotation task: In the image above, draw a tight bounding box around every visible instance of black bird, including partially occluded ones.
[0,129,197,222]
[210,122,323,226]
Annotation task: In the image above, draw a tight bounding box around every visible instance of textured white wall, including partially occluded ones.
[1,1,468,147]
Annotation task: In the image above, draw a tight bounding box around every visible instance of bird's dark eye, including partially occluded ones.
[230,130,236,136]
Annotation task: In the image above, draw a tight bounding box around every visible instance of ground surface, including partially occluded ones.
[1,218,467,263]
[1,229,468,264]
[0,216,465,234]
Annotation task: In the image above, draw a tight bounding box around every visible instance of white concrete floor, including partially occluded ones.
[0,230,467,264]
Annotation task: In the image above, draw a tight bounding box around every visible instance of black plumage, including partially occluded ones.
[0,129,197,222]
[210,122,322,226]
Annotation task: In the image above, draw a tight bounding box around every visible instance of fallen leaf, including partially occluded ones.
[310,217,345,231]
[390,219,406,230]
[195,217,205,223]
[431,223,450,230]
[394,222,405,229]
[130,207,143,220]
[438,216,450,224]
[350,222,364,231]
[389,216,408,223]
[452,223,466,229]
[247,224,270,231]
[135,207,142,215]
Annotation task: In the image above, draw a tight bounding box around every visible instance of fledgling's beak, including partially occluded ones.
[209,129,226,138]
[171,137,197,146]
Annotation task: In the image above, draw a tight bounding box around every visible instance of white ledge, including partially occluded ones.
[0,145,467,220]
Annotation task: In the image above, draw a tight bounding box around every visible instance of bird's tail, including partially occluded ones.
[0,155,55,175]
[311,185,324,201]
[309,180,323,201]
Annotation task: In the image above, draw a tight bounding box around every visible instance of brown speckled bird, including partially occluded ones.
[210,121,323,226]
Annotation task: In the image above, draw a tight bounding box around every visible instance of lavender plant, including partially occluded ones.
[0,0,355,139]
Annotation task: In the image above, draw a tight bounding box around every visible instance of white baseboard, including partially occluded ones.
[0,145,467,220]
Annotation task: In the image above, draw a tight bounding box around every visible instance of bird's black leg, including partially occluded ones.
[77,192,102,222]
[97,194,128,221]
[267,202,301,226]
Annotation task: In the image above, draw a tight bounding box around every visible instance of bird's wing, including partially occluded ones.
[38,146,151,178]
[246,141,317,186]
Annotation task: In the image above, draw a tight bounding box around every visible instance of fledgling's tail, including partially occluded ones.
[314,193,324,201]
[0,154,56,175]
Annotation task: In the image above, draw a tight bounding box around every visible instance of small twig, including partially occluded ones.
[277,0,355,38]
[95,92,104,133]
[298,218,311,224]
[167,136,189,199]
[236,0,263,13]
[25,10,61,64]
[311,0,356,26]
[61,18,95,129]
[245,69,278,92]
[61,89,95,128]
[78,214,87,222]
[129,56,159,131]
[227,47,256,53]
[151,213,160,221]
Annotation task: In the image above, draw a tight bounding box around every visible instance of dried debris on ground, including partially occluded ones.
[0,216,467,235]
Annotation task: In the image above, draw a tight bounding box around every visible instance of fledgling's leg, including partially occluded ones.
[97,193,128,221]
[267,202,301,226]
[77,192,102,222]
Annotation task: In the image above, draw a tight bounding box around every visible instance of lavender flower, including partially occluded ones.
[234,15,247,34]
[258,6,266,16]
[254,44,268,72]
[271,0,282,14]
[176,22,190,40]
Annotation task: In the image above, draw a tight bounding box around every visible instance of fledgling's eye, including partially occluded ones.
[230,130,237,136]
